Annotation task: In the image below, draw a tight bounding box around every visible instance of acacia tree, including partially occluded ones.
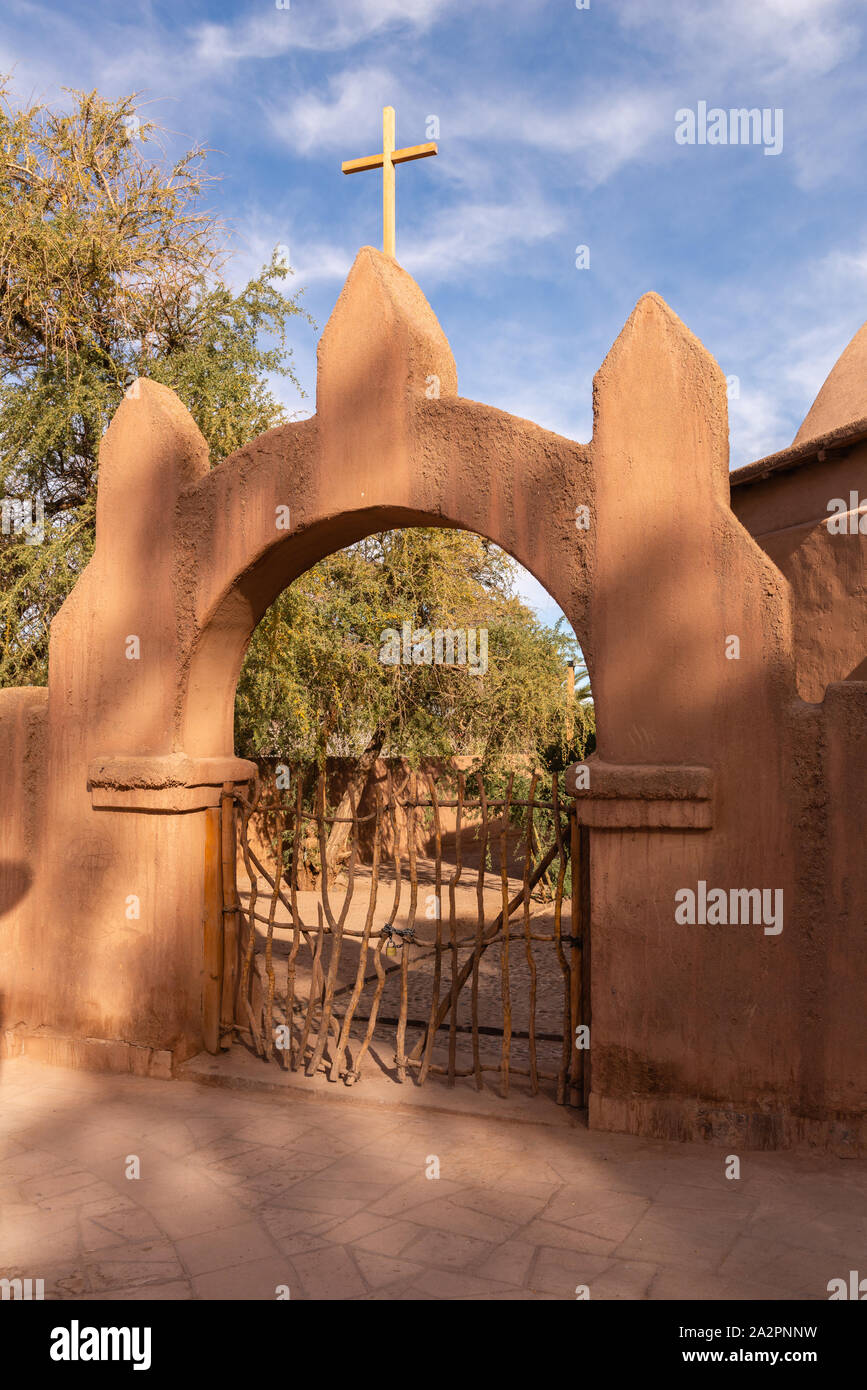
[234,527,594,868]
[0,81,311,684]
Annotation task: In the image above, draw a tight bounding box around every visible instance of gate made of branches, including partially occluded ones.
[217,768,589,1106]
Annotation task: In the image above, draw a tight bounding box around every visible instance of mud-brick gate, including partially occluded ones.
[1,247,864,1151]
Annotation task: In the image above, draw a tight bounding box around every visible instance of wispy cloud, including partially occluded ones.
[400,189,566,283]
[617,0,860,83]
[190,0,463,66]
[230,187,566,293]
[268,65,401,154]
[273,63,669,191]
[445,87,669,189]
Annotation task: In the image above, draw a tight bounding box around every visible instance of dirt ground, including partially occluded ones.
[237,846,577,1105]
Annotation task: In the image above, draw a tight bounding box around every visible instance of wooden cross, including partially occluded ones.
[341,106,437,260]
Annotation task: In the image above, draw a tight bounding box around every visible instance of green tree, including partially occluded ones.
[234,527,594,867]
[0,81,311,684]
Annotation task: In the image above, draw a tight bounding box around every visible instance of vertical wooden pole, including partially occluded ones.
[568,809,583,1107]
[565,663,575,743]
[382,105,396,258]
[219,782,239,1050]
[202,806,223,1055]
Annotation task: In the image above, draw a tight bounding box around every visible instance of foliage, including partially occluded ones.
[0,81,311,684]
[235,527,594,773]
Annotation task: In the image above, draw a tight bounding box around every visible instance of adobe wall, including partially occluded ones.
[731,444,867,701]
[0,247,863,1151]
[0,686,46,1041]
[248,755,543,870]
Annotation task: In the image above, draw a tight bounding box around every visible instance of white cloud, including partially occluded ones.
[269,65,400,154]
[274,64,668,191]
[617,0,860,83]
[611,0,865,192]
[445,87,668,189]
[223,211,354,291]
[399,189,565,282]
[226,182,567,292]
[190,0,461,67]
[727,388,793,466]
[293,244,356,285]
[701,232,867,465]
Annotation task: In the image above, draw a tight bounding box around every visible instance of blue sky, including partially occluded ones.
[3,0,867,623]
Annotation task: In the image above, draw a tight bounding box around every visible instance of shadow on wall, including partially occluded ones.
[847,656,867,682]
[0,860,32,917]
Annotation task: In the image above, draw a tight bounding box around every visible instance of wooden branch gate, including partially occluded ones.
[203,769,590,1106]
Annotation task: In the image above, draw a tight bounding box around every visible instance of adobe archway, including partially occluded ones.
[1,248,863,1152]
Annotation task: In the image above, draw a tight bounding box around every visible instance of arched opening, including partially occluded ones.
[180,493,595,762]
[220,524,595,1109]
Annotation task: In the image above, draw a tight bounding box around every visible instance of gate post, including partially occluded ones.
[219,783,240,1050]
[579,823,591,1108]
[202,806,223,1054]
[568,813,591,1108]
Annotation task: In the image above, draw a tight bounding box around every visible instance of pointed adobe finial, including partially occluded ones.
[593,291,729,501]
[95,378,209,564]
[316,246,457,422]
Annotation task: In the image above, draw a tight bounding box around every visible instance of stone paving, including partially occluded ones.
[1,1056,866,1301]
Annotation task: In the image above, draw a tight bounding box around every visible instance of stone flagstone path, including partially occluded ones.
[1,1057,865,1301]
